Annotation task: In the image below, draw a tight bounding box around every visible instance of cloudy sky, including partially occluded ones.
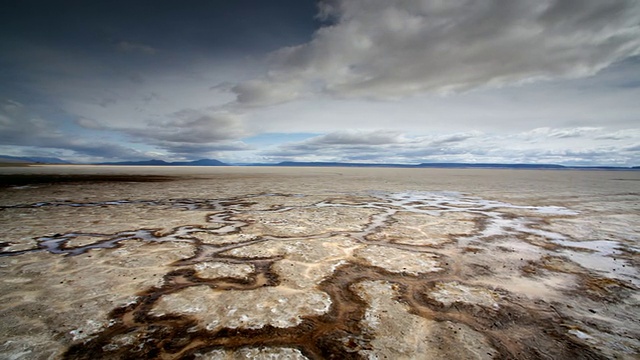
[1,0,640,166]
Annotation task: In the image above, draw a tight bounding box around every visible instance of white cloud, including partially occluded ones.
[233,0,640,105]
[261,127,640,166]
[519,127,603,140]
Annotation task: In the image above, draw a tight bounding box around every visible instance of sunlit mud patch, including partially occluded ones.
[195,346,308,359]
[273,259,348,290]
[193,262,254,279]
[522,254,584,275]
[234,206,378,237]
[189,232,258,245]
[428,281,500,309]
[565,323,640,359]
[0,241,190,358]
[353,280,498,359]
[579,276,637,302]
[223,237,360,262]
[152,285,332,330]
[367,211,478,246]
[354,245,442,275]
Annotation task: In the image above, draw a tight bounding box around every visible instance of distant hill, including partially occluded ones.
[173,159,227,166]
[266,161,565,169]
[98,158,228,166]
[98,159,170,166]
[0,155,70,164]
[255,161,638,170]
[0,156,32,164]
[2,155,636,169]
[415,163,566,169]
[272,161,414,168]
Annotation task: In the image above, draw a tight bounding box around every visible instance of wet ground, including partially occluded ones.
[0,166,638,359]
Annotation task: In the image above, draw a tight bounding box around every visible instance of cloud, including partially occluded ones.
[547,127,603,139]
[594,129,640,140]
[116,41,157,55]
[264,130,404,154]
[3,1,639,166]
[307,130,404,145]
[147,141,251,159]
[0,99,146,160]
[0,99,62,144]
[262,130,475,161]
[119,109,251,158]
[626,143,640,152]
[429,132,480,146]
[132,111,248,144]
[519,127,603,140]
[233,0,640,105]
[231,79,304,107]
[260,127,640,166]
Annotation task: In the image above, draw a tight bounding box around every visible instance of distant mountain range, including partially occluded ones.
[0,155,70,164]
[97,159,228,166]
[269,161,568,169]
[1,155,638,169]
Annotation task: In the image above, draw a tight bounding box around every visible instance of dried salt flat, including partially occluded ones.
[0,166,638,359]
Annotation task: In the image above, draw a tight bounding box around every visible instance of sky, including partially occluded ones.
[1,0,640,166]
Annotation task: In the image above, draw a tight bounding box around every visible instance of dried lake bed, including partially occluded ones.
[0,165,638,359]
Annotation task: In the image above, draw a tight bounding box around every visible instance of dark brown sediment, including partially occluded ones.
[0,174,180,187]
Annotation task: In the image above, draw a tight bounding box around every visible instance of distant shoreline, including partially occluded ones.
[88,162,640,171]
[0,163,640,176]
[2,155,638,170]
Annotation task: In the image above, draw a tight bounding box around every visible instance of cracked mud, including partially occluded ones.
[0,167,638,359]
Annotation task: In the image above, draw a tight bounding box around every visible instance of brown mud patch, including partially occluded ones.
[0,174,179,187]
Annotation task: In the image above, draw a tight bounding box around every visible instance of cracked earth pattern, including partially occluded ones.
[0,169,639,359]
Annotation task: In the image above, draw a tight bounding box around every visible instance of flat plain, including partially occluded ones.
[0,165,638,359]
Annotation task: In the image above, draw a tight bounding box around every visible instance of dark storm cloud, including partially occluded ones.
[262,131,404,157]
[0,1,320,160]
[0,0,319,56]
[148,141,251,159]
[0,100,61,144]
[125,111,248,144]
[0,99,145,159]
[121,110,251,157]
[0,0,319,107]
[233,0,640,105]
